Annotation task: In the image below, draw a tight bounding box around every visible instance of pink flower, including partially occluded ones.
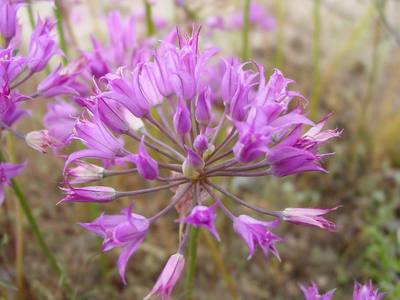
[282,207,340,231]
[144,253,185,300]
[60,186,116,204]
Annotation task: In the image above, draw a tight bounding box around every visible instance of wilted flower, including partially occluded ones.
[282,207,340,231]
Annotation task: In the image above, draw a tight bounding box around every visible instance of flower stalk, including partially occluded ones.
[184,226,199,300]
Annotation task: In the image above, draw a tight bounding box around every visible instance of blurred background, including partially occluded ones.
[0,0,399,299]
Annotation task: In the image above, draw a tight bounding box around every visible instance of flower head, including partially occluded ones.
[58,29,340,298]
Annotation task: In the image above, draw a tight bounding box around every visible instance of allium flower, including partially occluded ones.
[61,29,340,298]
[79,206,149,283]
[300,282,336,300]
[353,281,386,300]
[144,253,185,300]
[0,161,26,205]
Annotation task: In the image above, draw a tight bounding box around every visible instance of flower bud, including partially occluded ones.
[195,88,212,125]
[0,1,20,40]
[193,134,208,154]
[182,148,204,179]
[173,99,191,135]
[131,137,159,180]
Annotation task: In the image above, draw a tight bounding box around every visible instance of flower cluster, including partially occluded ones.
[301,281,385,300]
[56,25,341,299]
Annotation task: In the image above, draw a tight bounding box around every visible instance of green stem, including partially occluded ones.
[184,227,200,299]
[0,150,72,296]
[144,0,155,36]
[241,0,251,60]
[53,0,68,65]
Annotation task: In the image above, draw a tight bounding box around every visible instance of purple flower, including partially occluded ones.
[179,205,220,240]
[130,138,159,180]
[300,282,336,300]
[282,207,340,231]
[144,253,185,300]
[353,281,385,300]
[233,215,281,260]
[267,115,340,176]
[60,186,116,204]
[79,206,149,283]
[0,161,25,205]
[27,17,60,72]
[66,113,127,166]
[0,0,22,40]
